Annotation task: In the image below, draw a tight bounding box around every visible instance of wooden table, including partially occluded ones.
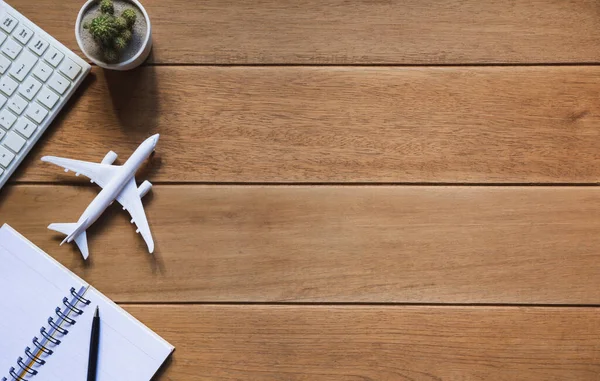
[2,1,600,379]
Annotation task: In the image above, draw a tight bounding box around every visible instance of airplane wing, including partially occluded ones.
[41,156,120,188]
[116,177,154,253]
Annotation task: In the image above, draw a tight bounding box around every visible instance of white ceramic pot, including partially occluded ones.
[75,0,152,71]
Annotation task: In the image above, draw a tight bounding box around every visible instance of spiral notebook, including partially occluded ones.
[0,224,174,381]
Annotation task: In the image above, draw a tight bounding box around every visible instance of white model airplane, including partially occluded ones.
[42,134,159,260]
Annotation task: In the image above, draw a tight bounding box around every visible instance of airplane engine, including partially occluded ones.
[138,180,152,198]
[101,151,118,165]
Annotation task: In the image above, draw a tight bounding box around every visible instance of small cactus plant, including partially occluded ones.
[99,0,114,15]
[83,0,137,63]
[122,9,137,27]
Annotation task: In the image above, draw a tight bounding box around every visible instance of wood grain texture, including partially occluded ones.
[4,185,600,304]
[130,305,600,380]
[5,1,600,378]
[12,66,600,184]
[11,0,600,64]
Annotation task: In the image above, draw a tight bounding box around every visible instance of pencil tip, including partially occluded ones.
[95,306,99,317]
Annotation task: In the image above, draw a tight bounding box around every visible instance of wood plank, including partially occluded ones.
[12,66,600,184]
[126,305,600,380]
[4,185,600,304]
[11,0,600,64]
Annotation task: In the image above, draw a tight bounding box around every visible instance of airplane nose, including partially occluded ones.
[148,134,160,146]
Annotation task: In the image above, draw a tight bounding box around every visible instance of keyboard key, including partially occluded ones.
[58,58,81,80]
[14,117,36,138]
[0,13,17,33]
[25,102,48,123]
[1,37,22,59]
[48,73,69,95]
[0,94,7,108]
[32,61,52,82]
[0,53,11,74]
[8,94,27,115]
[0,76,18,96]
[0,145,15,167]
[19,76,42,100]
[0,128,5,140]
[28,36,48,56]
[0,109,16,129]
[37,86,59,109]
[9,49,36,81]
[3,131,25,152]
[43,46,63,67]
[0,31,7,46]
[13,25,33,45]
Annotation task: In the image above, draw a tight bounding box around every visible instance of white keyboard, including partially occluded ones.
[0,2,91,190]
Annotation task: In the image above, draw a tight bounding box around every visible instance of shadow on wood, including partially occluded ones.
[104,66,160,139]
[150,355,174,381]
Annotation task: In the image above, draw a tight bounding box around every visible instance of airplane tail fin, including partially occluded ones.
[48,223,90,260]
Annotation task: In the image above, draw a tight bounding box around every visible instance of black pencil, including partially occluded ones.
[87,306,100,381]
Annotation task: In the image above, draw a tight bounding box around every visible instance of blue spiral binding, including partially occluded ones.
[2,287,91,381]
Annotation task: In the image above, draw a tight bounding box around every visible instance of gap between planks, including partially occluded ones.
[118,302,600,308]
[8,182,600,187]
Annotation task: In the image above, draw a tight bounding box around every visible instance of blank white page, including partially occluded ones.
[0,225,174,381]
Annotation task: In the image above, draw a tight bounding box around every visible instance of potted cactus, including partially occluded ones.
[75,0,152,70]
